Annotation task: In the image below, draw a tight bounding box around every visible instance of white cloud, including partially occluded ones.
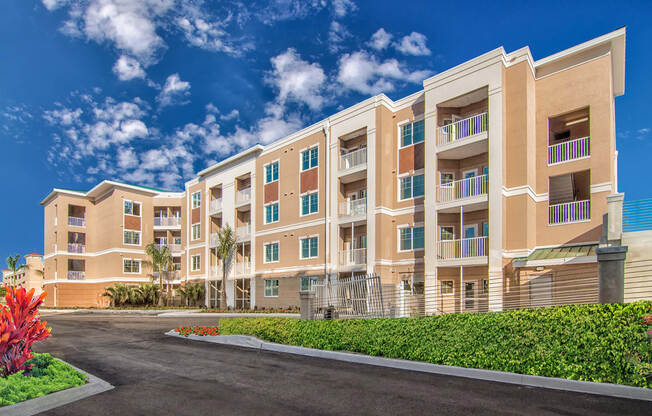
[157,73,191,107]
[112,55,145,80]
[117,146,138,169]
[220,109,239,121]
[42,0,69,11]
[368,28,392,51]
[43,107,83,126]
[394,32,431,56]
[332,0,357,17]
[257,0,327,25]
[328,21,351,53]
[266,48,326,111]
[140,148,169,170]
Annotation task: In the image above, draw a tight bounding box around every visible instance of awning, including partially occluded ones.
[512,244,598,268]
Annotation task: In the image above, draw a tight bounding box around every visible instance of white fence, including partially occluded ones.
[236,224,251,240]
[437,236,488,259]
[233,262,251,276]
[210,232,219,247]
[67,271,85,280]
[436,112,488,146]
[339,248,367,266]
[312,274,385,319]
[209,198,222,214]
[549,200,590,225]
[236,188,251,204]
[339,198,367,217]
[340,147,367,170]
[154,217,181,227]
[67,243,85,253]
[68,216,85,227]
[548,136,590,165]
[437,174,488,202]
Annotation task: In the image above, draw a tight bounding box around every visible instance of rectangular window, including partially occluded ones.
[191,223,201,241]
[399,174,424,200]
[399,226,425,251]
[264,242,279,263]
[264,279,279,297]
[123,200,141,216]
[300,236,318,259]
[401,119,425,147]
[483,222,489,237]
[441,172,454,185]
[300,192,318,215]
[191,255,201,271]
[300,276,319,292]
[192,192,201,209]
[123,259,141,274]
[482,279,489,294]
[265,162,279,183]
[441,280,454,295]
[265,203,279,224]
[440,226,454,241]
[301,147,318,171]
[123,230,141,245]
[400,228,412,251]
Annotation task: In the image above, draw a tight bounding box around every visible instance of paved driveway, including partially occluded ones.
[34,313,651,415]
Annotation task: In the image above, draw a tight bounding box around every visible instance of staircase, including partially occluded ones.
[549,174,575,205]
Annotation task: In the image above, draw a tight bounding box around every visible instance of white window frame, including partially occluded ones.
[398,117,425,149]
[441,280,454,296]
[463,224,478,239]
[300,145,319,172]
[123,200,142,217]
[398,171,425,201]
[264,202,279,224]
[123,230,141,246]
[191,223,201,241]
[264,160,279,184]
[264,279,279,297]
[300,276,319,292]
[191,255,201,271]
[299,235,319,259]
[191,192,201,209]
[263,242,280,264]
[299,191,319,217]
[123,258,141,274]
[440,172,455,186]
[397,225,425,252]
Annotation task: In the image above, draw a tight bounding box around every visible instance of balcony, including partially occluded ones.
[68,216,86,227]
[437,174,488,211]
[153,270,180,281]
[236,224,251,241]
[436,112,488,158]
[548,136,590,165]
[339,198,367,222]
[67,271,85,280]
[549,200,590,225]
[209,198,222,216]
[235,188,251,208]
[437,236,488,265]
[209,232,219,247]
[339,248,367,267]
[339,148,367,183]
[233,261,252,276]
[154,216,181,228]
[154,243,182,253]
[67,243,85,254]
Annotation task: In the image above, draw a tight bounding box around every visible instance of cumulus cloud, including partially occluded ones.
[157,73,191,107]
[328,21,351,53]
[394,32,431,56]
[117,146,138,169]
[112,55,146,80]
[266,48,326,111]
[368,28,392,51]
[332,0,357,17]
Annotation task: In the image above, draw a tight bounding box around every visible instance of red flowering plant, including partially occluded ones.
[175,326,219,337]
[0,285,51,377]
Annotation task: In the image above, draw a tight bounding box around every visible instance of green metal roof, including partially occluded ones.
[514,244,598,262]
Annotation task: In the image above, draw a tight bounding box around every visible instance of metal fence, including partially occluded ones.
[312,274,385,319]
[623,198,652,232]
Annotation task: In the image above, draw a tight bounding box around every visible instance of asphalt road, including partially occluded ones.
[33,313,651,416]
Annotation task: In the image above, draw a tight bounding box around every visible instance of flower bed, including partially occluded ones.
[175,326,220,337]
[200,308,298,314]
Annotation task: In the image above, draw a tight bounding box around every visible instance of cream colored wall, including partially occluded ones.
[255,225,325,271]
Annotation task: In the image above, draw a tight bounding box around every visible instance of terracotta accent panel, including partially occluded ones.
[124,215,140,230]
[191,207,200,224]
[264,181,279,203]
[300,168,318,193]
[398,146,414,174]
[413,142,424,171]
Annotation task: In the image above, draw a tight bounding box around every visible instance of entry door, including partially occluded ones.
[463,170,476,197]
[463,225,477,257]
[529,274,552,307]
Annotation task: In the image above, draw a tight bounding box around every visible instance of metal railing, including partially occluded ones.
[152,270,180,281]
[548,136,590,165]
[437,236,488,259]
[339,248,367,266]
[312,274,385,319]
[339,197,367,217]
[436,112,488,146]
[233,262,251,276]
[437,174,488,203]
[209,198,222,214]
[549,200,590,225]
[68,216,86,227]
[236,188,251,205]
[67,271,85,280]
[154,217,181,227]
[623,198,652,232]
[67,243,85,253]
[340,147,367,171]
[236,224,251,240]
[210,232,219,247]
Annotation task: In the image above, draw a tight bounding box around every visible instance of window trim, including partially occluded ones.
[299,191,319,217]
[264,202,279,224]
[398,172,425,202]
[299,145,319,172]
[190,254,201,271]
[191,223,201,241]
[123,230,141,246]
[123,258,141,274]
[398,117,425,149]
[300,276,319,292]
[263,241,280,264]
[440,226,455,241]
[191,192,201,209]
[264,160,280,184]
[441,280,454,296]
[397,225,425,252]
[123,200,142,217]
[299,235,319,260]
[440,171,455,186]
[264,279,279,297]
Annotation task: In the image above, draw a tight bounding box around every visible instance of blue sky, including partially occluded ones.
[1,0,650,262]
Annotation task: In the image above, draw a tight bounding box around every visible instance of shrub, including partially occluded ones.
[220,302,652,388]
[177,282,205,306]
[0,286,51,377]
[103,283,160,307]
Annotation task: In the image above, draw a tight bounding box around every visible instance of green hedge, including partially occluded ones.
[220,302,652,388]
[0,354,87,406]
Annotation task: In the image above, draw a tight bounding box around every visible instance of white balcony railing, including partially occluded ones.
[339,197,367,217]
[549,200,590,225]
[236,224,251,240]
[436,112,488,146]
[67,243,85,253]
[67,271,85,280]
[210,232,219,247]
[154,216,181,227]
[548,136,590,165]
[437,236,488,260]
[236,188,251,205]
[209,198,222,214]
[233,262,252,276]
[437,174,488,203]
[68,216,86,227]
[339,248,367,266]
[153,243,182,253]
[340,147,367,171]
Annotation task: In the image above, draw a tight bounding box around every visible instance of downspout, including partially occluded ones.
[323,120,330,283]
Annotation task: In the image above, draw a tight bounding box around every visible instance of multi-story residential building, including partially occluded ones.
[41,28,626,312]
[2,253,44,295]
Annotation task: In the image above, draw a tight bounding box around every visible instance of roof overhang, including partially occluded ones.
[197,144,264,178]
[40,180,176,205]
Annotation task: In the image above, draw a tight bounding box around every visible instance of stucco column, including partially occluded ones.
[597,246,628,303]
[366,126,376,275]
[487,85,504,312]
[423,99,438,315]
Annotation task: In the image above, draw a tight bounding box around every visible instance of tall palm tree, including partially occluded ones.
[5,254,27,288]
[143,243,172,306]
[215,224,235,309]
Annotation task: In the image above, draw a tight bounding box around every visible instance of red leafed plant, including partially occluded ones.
[0,285,51,377]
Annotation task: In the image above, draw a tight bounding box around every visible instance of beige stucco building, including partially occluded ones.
[2,253,45,297]
[41,28,627,311]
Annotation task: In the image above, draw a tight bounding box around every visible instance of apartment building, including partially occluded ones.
[2,253,44,296]
[41,28,626,311]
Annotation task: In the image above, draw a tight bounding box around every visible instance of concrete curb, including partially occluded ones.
[166,331,652,402]
[0,359,114,416]
[40,309,201,315]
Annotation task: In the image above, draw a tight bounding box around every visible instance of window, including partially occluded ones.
[399,174,424,200]
[300,192,318,216]
[124,200,141,216]
[300,276,319,292]
[402,274,424,295]
[401,119,425,147]
[264,242,279,263]
[482,222,489,237]
[191,255,201,271]
[192,192,201,209]
[441,280,454,295]
[301,147,318,171]
[123,230,141,245]
[399,226,424,251]
[264,279,279,297]
[264,203,279,224]
[123,259,141,274]
[441,172,454,186]
[482,279,489,294]
[191,223,201,241]
[440,226,454,241]
[265,162,279,183]
[300,236,318,259]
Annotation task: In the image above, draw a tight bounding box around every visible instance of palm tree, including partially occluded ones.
[5,254,27,288]
[143,243,172,306]
[136,283,160,306]
[215,224,235,309]
[103,283,131,307]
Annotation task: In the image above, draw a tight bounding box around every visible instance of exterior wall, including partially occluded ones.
[253,275,301,309]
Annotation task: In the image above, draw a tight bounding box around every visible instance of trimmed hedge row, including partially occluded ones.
[220,302,652,387]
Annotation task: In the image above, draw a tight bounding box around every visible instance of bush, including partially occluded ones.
[103,283,160,307]
[220,302,652,388]
[0,353,86,406]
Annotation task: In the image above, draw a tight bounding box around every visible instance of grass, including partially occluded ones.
[0,354,87,406]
